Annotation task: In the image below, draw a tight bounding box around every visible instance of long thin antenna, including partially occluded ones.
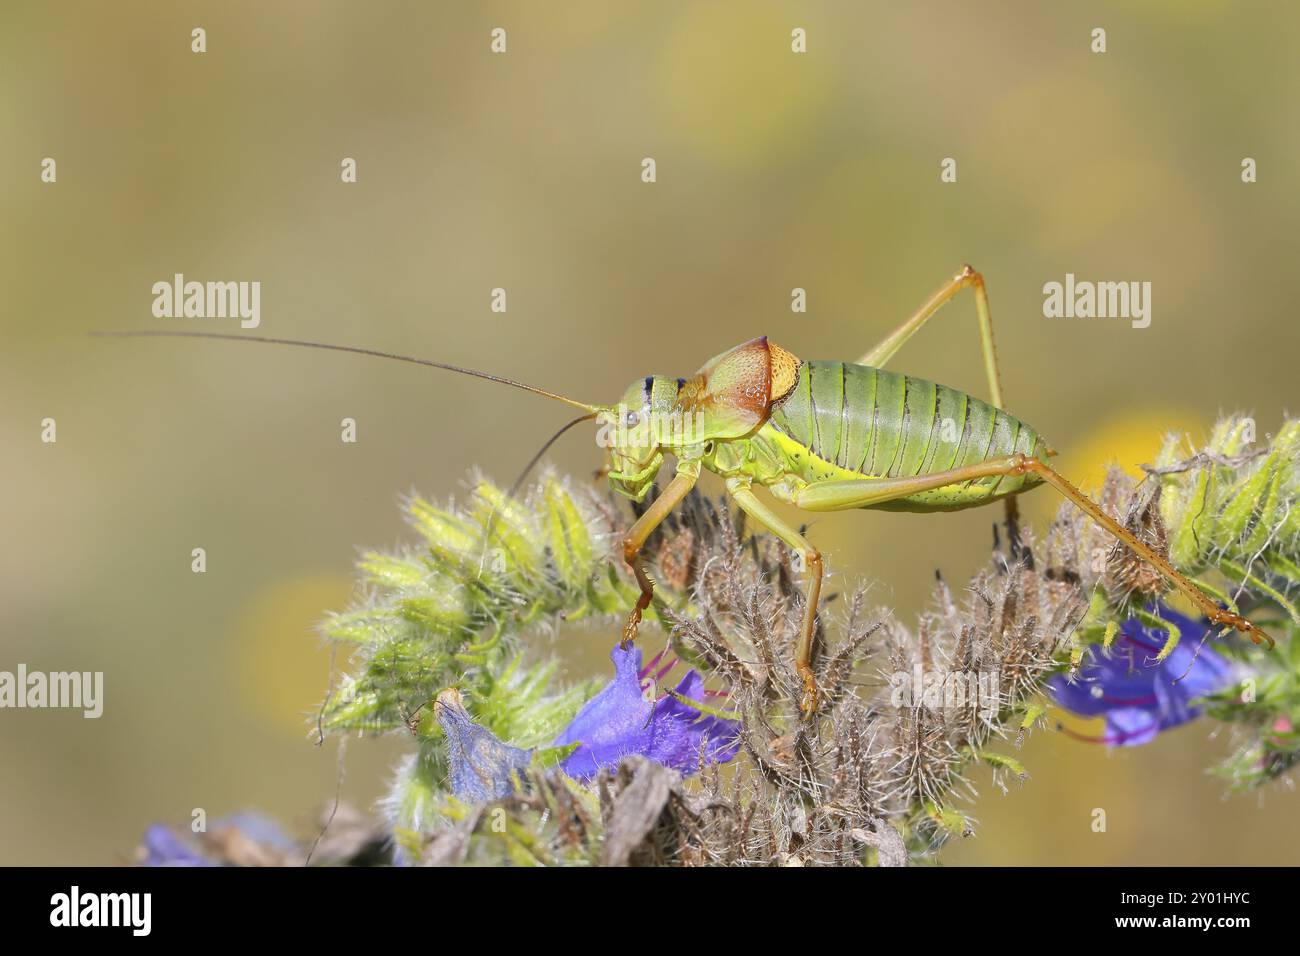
[91,329,601,413]
[504,412,597,502]
[478,411,597,566]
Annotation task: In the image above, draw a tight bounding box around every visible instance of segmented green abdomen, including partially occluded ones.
[766,361,1050,511]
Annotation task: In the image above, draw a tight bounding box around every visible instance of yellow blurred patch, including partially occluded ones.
[1025,408,1204,522]
[1050,706,1106,741]
[231,574,356,737]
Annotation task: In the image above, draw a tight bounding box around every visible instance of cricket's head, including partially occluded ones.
[596,337,801,501]
[595,376,676,501]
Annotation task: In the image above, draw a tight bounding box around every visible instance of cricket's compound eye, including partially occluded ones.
[625,410,640,428]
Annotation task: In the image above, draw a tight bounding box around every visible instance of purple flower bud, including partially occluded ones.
[437,688,531,802]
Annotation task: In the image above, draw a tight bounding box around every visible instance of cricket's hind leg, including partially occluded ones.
[859,264,1005,416]
[1016,457,1274,650]
[858,264,1028,554]
[794,455,1276,653]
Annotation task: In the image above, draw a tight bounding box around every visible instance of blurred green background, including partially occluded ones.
[3,1,1298,865]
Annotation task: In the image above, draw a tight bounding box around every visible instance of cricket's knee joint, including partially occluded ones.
[804,549,823,574]
[959,263,984,284]
[622,537,640,566]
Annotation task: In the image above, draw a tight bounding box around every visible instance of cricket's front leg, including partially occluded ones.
[619,465,699,647]
[726,479,824,716]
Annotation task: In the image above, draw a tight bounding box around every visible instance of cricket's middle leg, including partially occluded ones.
[726,478,824,716]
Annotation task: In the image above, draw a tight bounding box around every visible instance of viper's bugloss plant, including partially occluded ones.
[315,476,644,855]
[288,413,1300,866]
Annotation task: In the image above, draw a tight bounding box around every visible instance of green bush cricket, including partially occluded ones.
[100,264,1274,714]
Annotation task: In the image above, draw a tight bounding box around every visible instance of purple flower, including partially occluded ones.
[138,824,213,867]
[137,812,297,866]
[552,644,740,780]
[436,688,532,802]
[1048,608,1239,746]
[433,648,739,805]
